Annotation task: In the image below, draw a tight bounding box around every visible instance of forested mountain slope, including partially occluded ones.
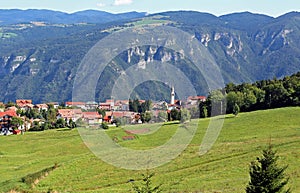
[0,10,300,103]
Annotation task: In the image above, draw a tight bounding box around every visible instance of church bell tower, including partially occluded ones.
[171,86,175,105]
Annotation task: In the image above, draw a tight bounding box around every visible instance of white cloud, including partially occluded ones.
[113,0,133,6]
[97,3,106,8]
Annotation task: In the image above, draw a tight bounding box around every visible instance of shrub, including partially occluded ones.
[101,122,109,130]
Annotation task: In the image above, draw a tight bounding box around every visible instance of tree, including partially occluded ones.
[190,106,200,119]
[55,118,66,128]
[41,122,51,130]
[226,91,243,113]
[180,108,191,123]
[141,100,152,113]
[101,122,109,130]
[68,119,76,129]
[233,103,240,117]
[46,107,57,125]
[97,109,106,118]
[243,91,257,110]
[6,101,16,108]
[207,90,226,116]
[11,117,24,129]
[141,112,152,123]
[131,172,162,193]
[129,99,140,113]
[199,103,208,118]
[246,145,291,193]
[158,111,167,122]
[170,109,180,121]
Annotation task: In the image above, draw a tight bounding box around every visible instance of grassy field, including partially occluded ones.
[0,107,299,192]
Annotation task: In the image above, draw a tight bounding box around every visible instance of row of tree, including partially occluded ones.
[193,72,300,118]
[225,72,300,113]
[17,105,76,131]
[129,99,152,113]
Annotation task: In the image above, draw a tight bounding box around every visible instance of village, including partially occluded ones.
[0,88,206,136]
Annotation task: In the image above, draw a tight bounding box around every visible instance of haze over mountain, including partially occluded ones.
[0,9,146,25]
[0,9,300,103]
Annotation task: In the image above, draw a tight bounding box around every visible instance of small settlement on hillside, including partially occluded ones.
[0,88,206,135]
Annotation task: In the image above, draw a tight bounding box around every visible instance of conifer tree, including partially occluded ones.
[131,172,161,193]
[246,145,291,193]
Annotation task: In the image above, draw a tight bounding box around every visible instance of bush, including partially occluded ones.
[180,108,191,123]
[101,122,109,130]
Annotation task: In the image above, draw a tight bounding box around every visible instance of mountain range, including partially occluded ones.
[0,9,300,103]
[0,9,146,25]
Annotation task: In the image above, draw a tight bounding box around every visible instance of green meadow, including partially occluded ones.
[0,107,299,192]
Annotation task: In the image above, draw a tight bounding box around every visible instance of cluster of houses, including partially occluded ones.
[0,89,206,135]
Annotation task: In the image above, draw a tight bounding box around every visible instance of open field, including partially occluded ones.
[0,107,299,192]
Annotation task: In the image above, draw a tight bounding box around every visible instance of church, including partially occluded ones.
[167,86,181,111]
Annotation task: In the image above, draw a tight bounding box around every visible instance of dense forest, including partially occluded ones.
[200,71,300,117]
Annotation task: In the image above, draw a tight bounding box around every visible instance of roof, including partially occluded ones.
[99,103,111,107]
[112,111,135,118]
[187,96,207,101]
[112,111,125,118]
[65,102,86,106]
[106,99,114,103]
[57,109,83,118]
[16,99,32,107]
[0,110,18,117]
[72,109,83,114]
[34,104,48,109]
[115,100,129,105]
[82,112,102,119]
[57,109,73,118]
[16,99,32,104]
[99,103,111,106]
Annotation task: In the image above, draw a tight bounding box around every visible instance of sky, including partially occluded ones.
[0,0,299,17]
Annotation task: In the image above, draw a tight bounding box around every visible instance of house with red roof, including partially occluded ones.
[99,99,117,110]
[34,104,49,111]
[99,103,112,111]
[16,99,33,110]
[0,110,18,134]
[114,100,130,111]
[82,112,102,124]
[85,101,98,110]
[187,96,206,105]
[57,109,83,122]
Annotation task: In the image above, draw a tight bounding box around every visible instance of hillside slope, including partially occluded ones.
[0,107,299,192]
